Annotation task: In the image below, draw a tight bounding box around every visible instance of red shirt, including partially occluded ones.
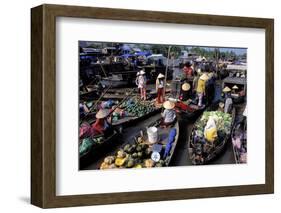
[92,118,109,135]
[183,66,193,77]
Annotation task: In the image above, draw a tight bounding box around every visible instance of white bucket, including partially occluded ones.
[147,127,158,143]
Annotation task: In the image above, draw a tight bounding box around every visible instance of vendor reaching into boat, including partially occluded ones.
[156,73,165,104]
[180,83,191,102]
[161,101,176,127]
[222,86,233,113]
[92,109,112,135]
[196,73,209,107]
[138,70,147,100]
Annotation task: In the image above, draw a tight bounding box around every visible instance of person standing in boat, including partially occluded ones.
[138,70,147,100]
[92,109,112,136]
[222,86,233,113]
[196,73,209,107]
[232,85,239,93]
[183,61,193,78]
[155,73,165,104]
[161,101,176,127]
[135,72,140,96]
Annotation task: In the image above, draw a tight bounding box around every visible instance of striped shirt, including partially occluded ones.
[162,109,176,123]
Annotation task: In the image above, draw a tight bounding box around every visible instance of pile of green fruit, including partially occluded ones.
[120,98,156,117]
[100,137,165,170]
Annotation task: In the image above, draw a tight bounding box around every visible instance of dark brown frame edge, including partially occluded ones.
[31,4,274,208]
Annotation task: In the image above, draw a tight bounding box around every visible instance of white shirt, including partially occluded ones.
[162,109,176,123]
[138,75,146,88]
[224,97,233,113]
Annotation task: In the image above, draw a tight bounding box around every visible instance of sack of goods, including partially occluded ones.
[195,111,233,143]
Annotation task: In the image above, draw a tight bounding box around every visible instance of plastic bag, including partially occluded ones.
[204,117,218,142]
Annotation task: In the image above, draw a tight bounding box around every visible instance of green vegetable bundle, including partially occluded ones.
[79,136,105,156]
[195,111,233,137]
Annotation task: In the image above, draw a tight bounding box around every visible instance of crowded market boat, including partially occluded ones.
[78,42,247,170]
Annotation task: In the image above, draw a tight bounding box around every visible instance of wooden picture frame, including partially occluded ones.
[31,4,274,208]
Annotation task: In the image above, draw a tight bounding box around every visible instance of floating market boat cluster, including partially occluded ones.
[78,42,247,170]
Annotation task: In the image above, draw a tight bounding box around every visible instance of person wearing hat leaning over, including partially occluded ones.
[180,83,191,102]
[92,109,112,136]
[196,73,209,107]
[222,86,233,113]
[161,101,176,127]
[138,70,147,100]
[156,73,165,104]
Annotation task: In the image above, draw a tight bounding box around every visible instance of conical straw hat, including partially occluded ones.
[232,85,238,90]
[181,83,191,91]
[139,70,145,75]
[157,73,165,79]
[96,109,110,119]
[223,86,231,93]
[163,101,175,109]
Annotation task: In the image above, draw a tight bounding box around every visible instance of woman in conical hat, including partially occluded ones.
[135,72,140,95]
[163,100,175,109]
[196,73,209,107]
[232,85,238,90]
[161,101,176,127]
[180,83,191,102]
[92,109,111,135]
[138,70,147,100]
[156,73,165,104]
[222,87,233,114]
[182,83,190,91]
[222,86,231,93]
[231,85,239,95]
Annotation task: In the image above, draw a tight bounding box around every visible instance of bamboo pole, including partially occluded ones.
[97,57,107,77]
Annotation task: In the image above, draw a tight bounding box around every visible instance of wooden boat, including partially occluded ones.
[111,107,161,128]
[80,90,100,101]
[188,106,236,165]
[175,101,206,120]
[231,118,247,164]
[101,76,130,88]
[79,129,120,169]
[99,118,180,169]
[135,118,180,166]
[108,97,161,127]
[231,94,245,104]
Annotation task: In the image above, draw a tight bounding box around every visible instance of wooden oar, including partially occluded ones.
[97,57,107,77]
